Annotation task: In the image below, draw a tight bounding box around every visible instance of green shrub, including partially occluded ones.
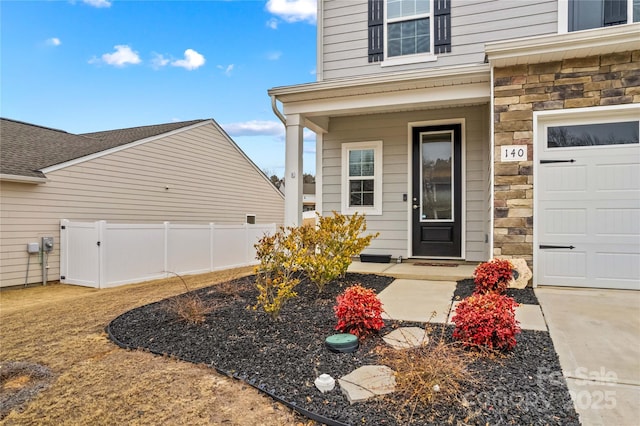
[253,227,305,320]
[301,212,379,292]
[253,212,378,319]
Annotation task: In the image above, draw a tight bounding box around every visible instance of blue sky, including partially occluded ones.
[1,0,318,176]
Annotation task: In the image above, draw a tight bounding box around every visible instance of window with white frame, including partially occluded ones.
[341,141,383,215]
[386,0,432,58]
[567,0,639,32]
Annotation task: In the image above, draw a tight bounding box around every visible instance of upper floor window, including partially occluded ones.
[568,0,639,32]
[368,0,450,64]
[387,0,431,57]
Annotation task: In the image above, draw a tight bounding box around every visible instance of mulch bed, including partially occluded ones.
[454,278,540,305]
[108,273,579,425]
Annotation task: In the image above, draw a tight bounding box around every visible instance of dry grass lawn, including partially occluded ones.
[0,268,303,425]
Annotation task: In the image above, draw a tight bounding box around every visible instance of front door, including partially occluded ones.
[412,124,462,257]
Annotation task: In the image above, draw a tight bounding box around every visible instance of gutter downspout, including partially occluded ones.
[271,95,286,125]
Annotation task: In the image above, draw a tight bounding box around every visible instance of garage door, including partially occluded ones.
[537,118,640,290]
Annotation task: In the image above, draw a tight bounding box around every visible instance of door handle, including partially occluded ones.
[412,205,419,210]
[540,159,575,164]
[539,245,575,249]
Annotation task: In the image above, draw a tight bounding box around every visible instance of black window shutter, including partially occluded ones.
[603,0,627,26]
[368,0,384,62]
[434,0,451,54]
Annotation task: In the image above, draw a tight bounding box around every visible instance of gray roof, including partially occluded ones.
[0,118,207,179]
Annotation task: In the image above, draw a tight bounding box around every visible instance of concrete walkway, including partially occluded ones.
[536,287,640,426]
[347,260,478,281]
[349,260,640,424]
[349,260,547,330]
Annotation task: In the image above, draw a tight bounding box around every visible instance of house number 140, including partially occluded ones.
[501,145,527,162]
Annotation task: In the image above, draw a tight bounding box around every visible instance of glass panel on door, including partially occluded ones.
[421,131,454,221]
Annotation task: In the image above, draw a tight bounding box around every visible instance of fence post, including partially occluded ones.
[164,222,170,278]
[98,220,106,288]
[209,223,215,272]
[60,219,69,283]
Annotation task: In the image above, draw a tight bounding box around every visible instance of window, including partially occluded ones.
[387,0,431,57]
[547,121,639,148]
[568,0,639,32]
[368,0,450,63]
[341,141,383,215]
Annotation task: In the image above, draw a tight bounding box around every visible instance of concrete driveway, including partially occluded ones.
[535,287,640,426]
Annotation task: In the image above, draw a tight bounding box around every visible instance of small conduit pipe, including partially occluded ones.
[271,95,286,126]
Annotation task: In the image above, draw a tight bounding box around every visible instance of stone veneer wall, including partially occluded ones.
[493,50,640,265]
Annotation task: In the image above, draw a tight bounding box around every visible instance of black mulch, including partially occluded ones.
[107,273,578,426]
[454,279,540,305]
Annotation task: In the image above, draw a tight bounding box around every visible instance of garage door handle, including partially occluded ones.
[539,245,575,249]
[540,159,575,164]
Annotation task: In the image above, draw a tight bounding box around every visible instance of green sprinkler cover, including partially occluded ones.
[325,333,359,353]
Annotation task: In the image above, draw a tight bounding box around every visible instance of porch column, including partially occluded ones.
[284,113,304,227]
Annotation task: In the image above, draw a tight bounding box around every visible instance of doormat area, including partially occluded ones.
[413,263,459,267]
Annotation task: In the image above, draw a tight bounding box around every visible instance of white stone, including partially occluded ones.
[314,373,336,393]
[507,258,532,289]
[338,365,396,404]
[382,327,429,349]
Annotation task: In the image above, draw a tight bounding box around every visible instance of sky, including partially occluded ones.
[1,0,318,177]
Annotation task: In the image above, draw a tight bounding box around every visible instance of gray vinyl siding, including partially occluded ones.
[321,0,558,80]
[321,104,490,261]
[0,124,284,287]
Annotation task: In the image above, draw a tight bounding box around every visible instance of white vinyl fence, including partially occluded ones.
[59,220,275,288]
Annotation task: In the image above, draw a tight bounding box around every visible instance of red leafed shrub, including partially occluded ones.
[452,293,521,351]
[473,258,513,294]
[334,284,384,339]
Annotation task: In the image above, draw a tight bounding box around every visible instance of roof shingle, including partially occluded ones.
[0,118,207,179]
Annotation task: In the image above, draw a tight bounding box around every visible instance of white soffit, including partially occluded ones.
[486,23,640,67]
[273,64,491,118]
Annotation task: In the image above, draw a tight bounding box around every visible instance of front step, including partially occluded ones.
[347,260,477,282]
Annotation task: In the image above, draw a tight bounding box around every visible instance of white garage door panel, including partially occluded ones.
[594,252,640,281]
[541,250,587,280]
[596,163,640,192]
[537,140,640,290]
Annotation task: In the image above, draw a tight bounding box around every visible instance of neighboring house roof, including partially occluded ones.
[0,118,206,181]
[303,183,315,196]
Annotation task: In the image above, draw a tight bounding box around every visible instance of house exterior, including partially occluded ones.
[269,0,640,290]
[0,118,284,287]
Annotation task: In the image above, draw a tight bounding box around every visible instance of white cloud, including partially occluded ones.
[266,51,282,61]
[91,45,141,67]
[266,0,316,23]
[46,37,61,46]
[151,53,170,69]
[171,49,206,70]
[222,121,316,145]
[82,0,111,8]
[222,120,284,137]
[216,64,234,76]
[266,18,279,29]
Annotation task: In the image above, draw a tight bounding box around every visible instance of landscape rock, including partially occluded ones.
[338,365,396,404]
[382,327,429,349]
[508,258,532,289]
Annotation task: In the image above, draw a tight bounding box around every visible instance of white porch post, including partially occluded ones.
[284,113,304,226]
